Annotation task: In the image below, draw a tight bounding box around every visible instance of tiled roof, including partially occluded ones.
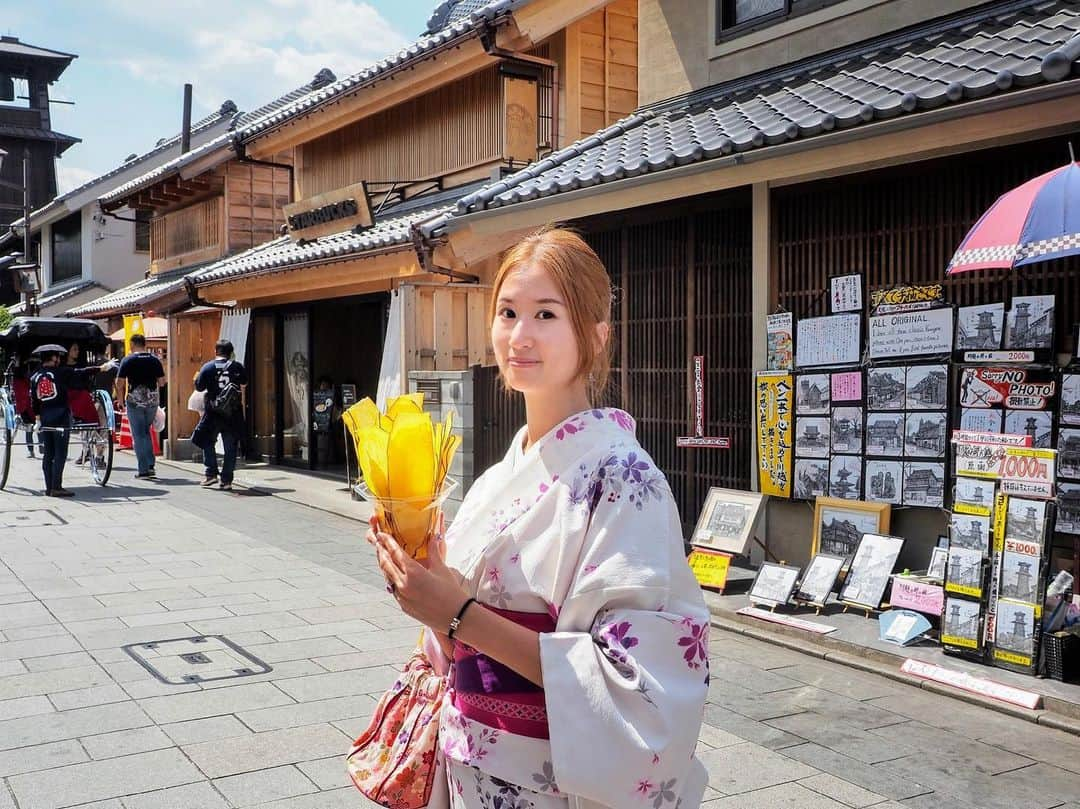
[0,124,80,149]
[238,0,530,141]
[100,71,337,207]
[439,0,1080,224]
[0,37,76,61]
[66,266,199,318]
[7,280,103,316]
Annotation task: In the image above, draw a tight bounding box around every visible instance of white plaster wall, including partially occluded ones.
[89,203,147,292]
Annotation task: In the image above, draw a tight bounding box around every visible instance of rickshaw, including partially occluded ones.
[0,317,116,489]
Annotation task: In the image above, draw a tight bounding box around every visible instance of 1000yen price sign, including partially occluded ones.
[1000,447,1055,498]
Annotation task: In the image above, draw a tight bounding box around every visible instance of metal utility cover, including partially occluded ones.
[122,636,272,685]
[0,509,66,528]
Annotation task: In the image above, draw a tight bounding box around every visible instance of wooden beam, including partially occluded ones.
[512,0,612,45]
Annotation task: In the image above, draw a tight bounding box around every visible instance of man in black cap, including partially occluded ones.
[30,344,110,497]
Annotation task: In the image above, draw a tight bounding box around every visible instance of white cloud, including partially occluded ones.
[56,164,99,194]
[104,0,408,116]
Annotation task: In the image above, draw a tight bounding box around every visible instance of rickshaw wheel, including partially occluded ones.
[88,430,113,486]
[0,424,10,491]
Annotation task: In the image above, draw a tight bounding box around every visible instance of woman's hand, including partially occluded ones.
[371,517,469,633]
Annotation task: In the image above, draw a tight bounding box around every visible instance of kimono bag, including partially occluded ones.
[347,649,448,808]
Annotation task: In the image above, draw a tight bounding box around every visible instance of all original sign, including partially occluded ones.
[869,307,953,359]
[283,182,373,241]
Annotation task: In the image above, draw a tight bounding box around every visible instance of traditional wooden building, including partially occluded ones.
[417,0,1080,564]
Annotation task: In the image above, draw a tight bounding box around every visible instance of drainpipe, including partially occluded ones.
[409,221,479,283]
[184,277,234,310]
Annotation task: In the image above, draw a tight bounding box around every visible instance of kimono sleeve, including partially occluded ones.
[538,475,709,807]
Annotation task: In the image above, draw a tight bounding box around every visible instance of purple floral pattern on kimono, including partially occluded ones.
[676,618,709,671]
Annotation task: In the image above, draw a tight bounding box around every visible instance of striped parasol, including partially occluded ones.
[947,159,1080,274]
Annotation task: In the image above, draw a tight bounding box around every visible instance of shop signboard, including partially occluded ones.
[890,576,944,615]
[870,284,944,313]
[755,371,793,497]
[284,181,373,241]
[795,314,860,368]
[958,366,1056,410]
[687,547,731,591]
[869,307,953,359]
[999,447,1056,499]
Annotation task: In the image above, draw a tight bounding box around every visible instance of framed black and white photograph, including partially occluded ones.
[1004,497,1047,544]
[828,455,862,500]
[950,513,991,554]
[905,365,949,410]
[994,599,1037,658]
[942,597,982,646]
[691,488,766,555]
[748,562,801,608]
[1004,409,1052,448]
[813,497,891,562]
[864,459,903,505]
[839,533,905,610]
[796,374,831,414]
[904,412,947,458]
[1056,483,1080,535]
[955,302,1004,351]
[867,367,905,410]
[946,546,984,592]
[960,408,1003,435]
[902,462,945,508]
[1062,373,1080,426]
[1001,549,1040,603]
[1061,429,1080,479]
[1005,295,1054,350]
[795,417,831,458]
[794,554,845,606]
[831,407,864,453]
[865,413,905,456]
[794,459,830,500]
[927,546,948,580]
[953,477,994,514]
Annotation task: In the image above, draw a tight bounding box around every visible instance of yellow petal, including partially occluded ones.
[386,394,425,422]
[387,412,435,502]
[357,426,389,499]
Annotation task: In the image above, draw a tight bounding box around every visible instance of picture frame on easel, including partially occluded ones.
[690,487,766,557]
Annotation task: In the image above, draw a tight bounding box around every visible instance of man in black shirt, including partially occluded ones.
[30,344,109,497]
[194,339,247,491]
[117,334,165,479]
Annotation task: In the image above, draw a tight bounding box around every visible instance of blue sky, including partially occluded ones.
[6,1,438,192]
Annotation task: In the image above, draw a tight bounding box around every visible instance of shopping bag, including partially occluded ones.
[153,407,166,432]
[187,390,206,414]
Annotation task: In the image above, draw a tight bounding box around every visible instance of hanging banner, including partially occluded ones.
[870,284,944,313]
[766,312,793,371]
[122,314,145,355]
[958,366,1056,410]
[756,371,793,497]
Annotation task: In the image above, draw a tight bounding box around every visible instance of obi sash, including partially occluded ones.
[451,605,554,740]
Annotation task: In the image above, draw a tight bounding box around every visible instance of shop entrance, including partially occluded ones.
[249,293,389,471]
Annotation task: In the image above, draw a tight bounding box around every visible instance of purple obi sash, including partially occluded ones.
[452,605,555,740]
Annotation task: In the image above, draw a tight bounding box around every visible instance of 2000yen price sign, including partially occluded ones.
[1000,447,1056,498]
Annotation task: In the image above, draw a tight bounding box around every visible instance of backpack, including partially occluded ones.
[208,361,243,420]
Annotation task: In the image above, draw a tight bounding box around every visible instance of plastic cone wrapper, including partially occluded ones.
[343,394,460,559]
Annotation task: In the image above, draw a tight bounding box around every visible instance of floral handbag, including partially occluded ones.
[347,649,449,809]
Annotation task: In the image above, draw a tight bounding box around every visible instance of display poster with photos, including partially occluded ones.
[950,513,991,555]
[796,374,830,414]
[794,459,829,500]
[1005,295,1054,350]
[942,596,982,649]
[906,365,948,410]
[691,488,766,556]
[1004,409,1052,448]
[927,546,948,580]
[946,545,984,597]
[865,413,904,456]
[813,499,889,563]
[1004,497,1047,545]
[869,307,953,360]
[748,563,801,608]
[796,313,861,368]
[954,477,994,516]
[955,302,1004,351]
[1061,428,1080,479]
[865,459,903,505]
[1000,541,1040,604]
[903,461,945,508]
[831,371,862,402]
[767,312,794,371]
[904,412,948,458]
[867,366,905,409]
[993,599,1038,667]
[830,274,863,313]
[794,554,845,606]
[831,407,863,453]
[1062,373,1080,426]
[795,416,830,458]
[839,533,905,610]
[829,455,862,500]
[1056,482,1080,534]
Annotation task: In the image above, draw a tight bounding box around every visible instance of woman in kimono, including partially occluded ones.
[372,228,710,809]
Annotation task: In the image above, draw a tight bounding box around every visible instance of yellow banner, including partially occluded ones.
[756,371,793,497]
[992,649,1032,666]
[123,314,145,355]
[688,549,731,591]
[942,634,979,649]
[993,490,1008,552]
[945,582,982,598]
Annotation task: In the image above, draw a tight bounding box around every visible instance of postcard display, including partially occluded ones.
[942,293,1061,675]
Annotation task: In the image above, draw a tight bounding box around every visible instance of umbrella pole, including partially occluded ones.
[1070,141,1076,163]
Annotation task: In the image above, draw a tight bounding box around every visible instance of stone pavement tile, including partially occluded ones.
[768,662,904,701]
[972,719,1080,776]
[224,631,277,648]
[248,786,373,809]
[161,715,254,746]
[267,620,382,644]
[312,647,416,673]
[119,781,230,809]
[779,743,932,801]
[95,588,202,609]
[866,721,1033,776]
[245,638,356,665]
[0,592,34,606]
[23,652,97,672]
[290,605,394,627]
[182,723,351,778]
[882,757,1062,809]
[710,637,812,670]
[0,661,25,677]
[237,695,377,733]
[0,602,54,629]
[974,762,1080,807]
[296,757,350,791]
[69,574,141,595]
[766,713,916,764]
[0,695,53,721]
[226,598,335,617]
[198,660,326,691]
[2,625,69,642]
[0,634,82,661]
[119,677,201,700]
[708,659,807,694]
[356,613,423,631]
[99,657,163,684]
[708,682,805,722]
[0,667,121,714]
[63,618,139,637]
[48,683,130,711]
[79,726,174,760]
[76,623,203,652]
[213,764,319,806]
[8,748,204,809]
[798,773,886,808]
[702,706,805,750]
[0,695,147,751]
[137,682,295,724]
[901,793,984,809]
[119,607,234,628]
[698,742,818,794]
[137,576,231,593]
[0,740,87,777]
[272,668,398,703]
[867,691,1034,740]
[186,613,309,637]
[0,781,15,809]
[337,626,424,651]
[704,782,854,808]
[158,594,267,612]
[697,723,743,750]
[193,581,302,599]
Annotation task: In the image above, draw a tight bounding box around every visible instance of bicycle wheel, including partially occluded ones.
[88,430,113,486]
[0,423,10,490]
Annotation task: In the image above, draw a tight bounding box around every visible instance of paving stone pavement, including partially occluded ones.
[2,453,1080,808]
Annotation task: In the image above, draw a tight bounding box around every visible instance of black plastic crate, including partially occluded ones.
[1043,631,1080,682]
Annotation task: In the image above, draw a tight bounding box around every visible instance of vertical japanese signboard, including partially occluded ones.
[756,371,793,497]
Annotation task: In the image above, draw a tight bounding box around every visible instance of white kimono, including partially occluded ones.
[436,407,709,809]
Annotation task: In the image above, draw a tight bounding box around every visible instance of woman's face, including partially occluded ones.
[492,264,585,397]
[67,343,80,363]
